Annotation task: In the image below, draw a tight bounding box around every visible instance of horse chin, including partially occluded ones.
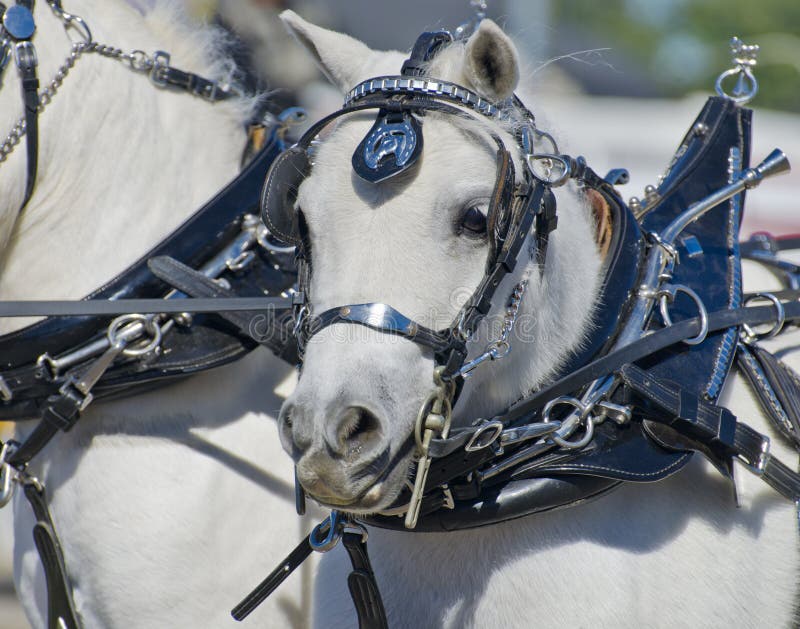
[304,453,414,514]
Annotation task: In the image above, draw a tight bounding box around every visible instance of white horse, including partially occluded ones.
[1,2,320,627]
[275,12,799,628]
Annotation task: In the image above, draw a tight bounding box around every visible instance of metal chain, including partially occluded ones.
[1,0,219,166]
[455,279,528,378]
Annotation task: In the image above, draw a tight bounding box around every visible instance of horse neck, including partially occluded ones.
[0,0,250,331]
[457,185,604,423]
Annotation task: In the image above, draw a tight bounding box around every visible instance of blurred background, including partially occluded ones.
[193,0,800,234]
[2,0,798,625]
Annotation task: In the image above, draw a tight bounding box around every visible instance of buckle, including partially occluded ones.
[736,436,771,476]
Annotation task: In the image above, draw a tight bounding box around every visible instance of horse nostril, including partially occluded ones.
[279,405,297,447]
[334,406,383,457]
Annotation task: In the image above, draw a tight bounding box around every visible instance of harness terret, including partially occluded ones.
[235,31,800,628]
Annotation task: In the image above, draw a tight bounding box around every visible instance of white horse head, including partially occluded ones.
[278,11,603,511]
[277,14,800,629]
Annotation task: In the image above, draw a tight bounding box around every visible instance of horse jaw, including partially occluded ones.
[277,16,603,511]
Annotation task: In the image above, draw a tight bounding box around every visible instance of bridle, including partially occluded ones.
[261,31,582,527]
[237,28,800,627]
[0,0,238,216]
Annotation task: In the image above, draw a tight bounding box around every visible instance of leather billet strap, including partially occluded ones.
[24,483,83,629]
[342,532,388,629]
[736,342,800,448]
[619,363,800,502]
[7,383,83,468]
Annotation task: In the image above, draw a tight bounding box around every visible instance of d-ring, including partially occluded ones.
[659,284,709,346]
[741,292,785,341]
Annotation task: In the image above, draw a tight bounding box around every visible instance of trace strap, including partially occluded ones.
[24,483,83,629]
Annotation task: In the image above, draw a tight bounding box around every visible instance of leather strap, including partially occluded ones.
[231,534,313,621]
[24,484,83,629]
[147,256,297,363]
[8,388,82,467]
[619,363,800,502]
[342,533,388,629]
[501,295,800,425]
[736,343,800,448]
[0,295,289,317]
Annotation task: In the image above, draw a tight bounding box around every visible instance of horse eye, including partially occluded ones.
[460,206,487,236]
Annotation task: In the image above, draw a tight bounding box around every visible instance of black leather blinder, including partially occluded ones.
[260,145,311,247]
[486,148,516,266]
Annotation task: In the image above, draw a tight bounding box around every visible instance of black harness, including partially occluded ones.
[0,5,304,627]
[0,0,239,217]
[236,30,800,628]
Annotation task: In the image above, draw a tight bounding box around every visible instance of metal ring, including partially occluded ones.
[464,420,504,452]
[126,50,152,72]
[542,396,595,450]
[659,284,709,346]
[741,292,786,341]
[257,225,296,254]
[414,391,452,454]
[542,396,589,423]
[107,314,162,358]
[526,153,571,187]
[0,441,18,508]
[552,416,595,450]
[309,511,343,552]
[490,339,510,359]
[62,13,92,45]
[715,67,758,105]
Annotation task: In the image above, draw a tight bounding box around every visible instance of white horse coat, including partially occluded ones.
[1,2,318,627]
[274,13,800,629]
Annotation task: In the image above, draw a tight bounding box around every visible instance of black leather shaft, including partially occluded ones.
[24,484,83,629]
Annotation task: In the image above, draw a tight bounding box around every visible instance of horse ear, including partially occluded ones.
[280,10,405,93]
[463,20,520,101]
